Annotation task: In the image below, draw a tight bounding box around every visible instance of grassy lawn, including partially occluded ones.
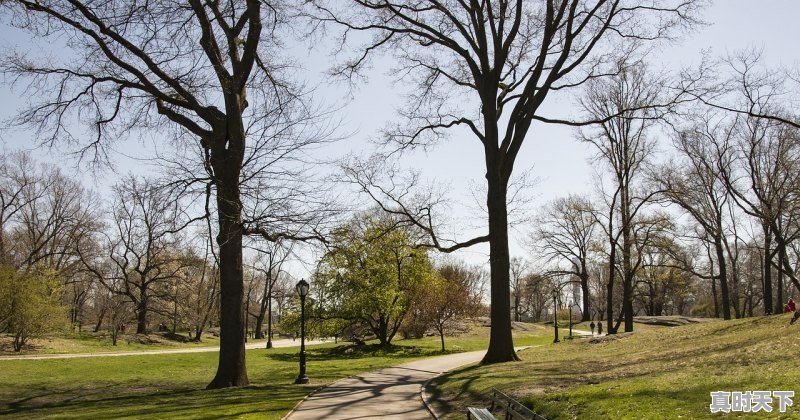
[0,323,549,419]
[0,331,224,355]
[430,314,800,419]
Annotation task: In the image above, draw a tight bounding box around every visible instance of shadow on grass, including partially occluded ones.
[426,365,485,415]
[429,316,796,418]
[521,375,757,420]
[265,343,460,362]
[0,383,308,419]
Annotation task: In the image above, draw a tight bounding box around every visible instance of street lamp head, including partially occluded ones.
[296,278,310,298]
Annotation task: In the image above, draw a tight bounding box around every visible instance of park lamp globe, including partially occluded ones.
[296,278,310,298]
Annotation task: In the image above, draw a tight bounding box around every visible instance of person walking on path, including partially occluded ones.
[597,322,603,336]
[589,321,596,335]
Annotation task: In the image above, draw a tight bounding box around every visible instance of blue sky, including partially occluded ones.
[1,0,799,276]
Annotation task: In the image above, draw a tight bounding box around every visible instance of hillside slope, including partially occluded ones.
[430,314,800,419]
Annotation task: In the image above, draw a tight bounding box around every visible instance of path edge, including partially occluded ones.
[420,346,533,419]
[281,373,361,420]
[420,375,444,419]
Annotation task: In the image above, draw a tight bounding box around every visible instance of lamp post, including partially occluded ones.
[552,289,560,343]
[294,279,310,384]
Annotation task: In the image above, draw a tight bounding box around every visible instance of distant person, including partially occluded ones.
[597,322,603,336]
[589,321,596,335]
[788,298,796,313]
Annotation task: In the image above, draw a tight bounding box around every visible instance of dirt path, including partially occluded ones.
[0,338,327,361]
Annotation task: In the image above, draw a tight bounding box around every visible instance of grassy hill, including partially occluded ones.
[430,314,800,419]
[0,331,223,354]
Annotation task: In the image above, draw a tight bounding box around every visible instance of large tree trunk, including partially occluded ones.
[266,291,274,348]
[254,279,270,340]
[607,230,616,334]
[482,166,518,364]
[647,282,656,315]
[94,306,106,333]
[580,269,591,322]
[136,295,148,334]
[254,308,266,340]
[206,122,249,389]
[373,316,391,348]
[714,236,731,320]
[622,271,634,332]
[620,186,634,333]
[763,228,773,315]
[776,244,786,314]
[708,250,719,318]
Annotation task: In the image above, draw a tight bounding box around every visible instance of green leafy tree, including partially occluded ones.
[314,215,435,348]
[0,266,67,352]
[414,273,476,352]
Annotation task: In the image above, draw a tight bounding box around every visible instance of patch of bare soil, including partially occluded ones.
[160,332,193,343]
[634,315,716,327]
[473,317,542,331]
[588,332,634,344]
[0,335,43,354]
[511,321,541,331]
[125,334,167,345]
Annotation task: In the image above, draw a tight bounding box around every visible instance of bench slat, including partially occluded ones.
[466,388,546,420]
[491,388,546,420]
[466,407,496,420]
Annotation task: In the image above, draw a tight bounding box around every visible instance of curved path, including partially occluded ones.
[286,348,529,420]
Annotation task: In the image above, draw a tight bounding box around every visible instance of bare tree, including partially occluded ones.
[248,240,292,345]
[719,112,800,313]
[517,272,554,322]
[79,177,191,334]
[651,114,736,318]
[0,1,335,388]
[532,195,597,321]
[633,221,693,316]
[0,151,40,266]
[580,63,664,333]
[683,50,800,131]
[2,154,102,328]
[682,51,800,314]
[310,0,703,363]
[181,239,220,342]
[509,257,528,322]
[90,275,133,346]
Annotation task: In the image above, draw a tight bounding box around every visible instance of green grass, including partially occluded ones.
[0,323,548,419]
[430,314,800,419]
[0,331,224,355]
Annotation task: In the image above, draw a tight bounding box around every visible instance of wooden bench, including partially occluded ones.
[466,388,547,420]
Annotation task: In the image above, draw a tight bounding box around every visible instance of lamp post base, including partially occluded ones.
[294,375,310,384]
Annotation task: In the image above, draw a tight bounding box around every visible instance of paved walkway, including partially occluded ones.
[286,349,527,420]
[0,338,327,360]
